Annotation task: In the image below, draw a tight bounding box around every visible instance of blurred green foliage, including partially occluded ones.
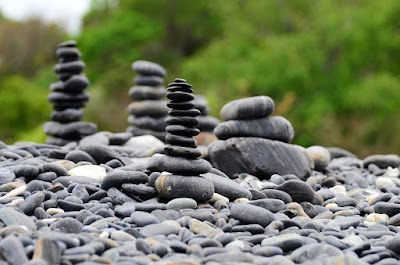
[1,0,400,157]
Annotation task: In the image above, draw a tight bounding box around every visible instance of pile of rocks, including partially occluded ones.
[127,60,169,141]
[193,95,219,146]
[146,78,215,201]
[42,40,97,146]
[209,96,314,180]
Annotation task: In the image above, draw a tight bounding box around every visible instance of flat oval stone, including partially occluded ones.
[48,91,89,103]
[19,192,45,215]
[202,172,252,201]
[197,116,220,132]
[363,154,400,169]
[261,233,304,251]
[374,202,400,216]
[140,223,179,237]
[167,198,197,209]
[128,116,166,131]
[127,100,169,117]
[165,116,199,127]
[127,126,167,141]
[129,86,166,100]
[43,121,97,138]
[68,165,107,180]
[131,211,160,226]
[33,237,62,265]
[166,125,200,137]
[165,135,197,148]
[214,116,294,142]
[65,150,97,164]
[277,180,315,203]
[261,189,292,204]
[146,154,211,175]
[220,96,275,121]
[54,60,85,74]
[167,101,195,110]
[132,60,166,77]
[0,235,28,264]
[248,198,285,213]
[0,207,36,230]
[164,145,201,159]
[101,171,148,190]
[169,109,201,117]
[56,47,81,58]
[8,164,39,179]
[50,217,83,233]
[166,91,194,102]
[63,74,90,92]
[290,243,342,263]
[134,75,164,86]
[77,144,123,164]
[230,203,275,227]
[155,174,214,201]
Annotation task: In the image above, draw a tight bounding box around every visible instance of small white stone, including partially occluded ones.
[6,198,25,207]
[125,135,165,149]
[342,235,365,246]
[330,185,346,194]
[42,218,58,224]
[225,240,245,251]
[376,177,395,189]
[206,193,229,203]
[386,166,399,178]
[233,198,249,204]
[68,165,107,180]
[100,231,110,238]
[364,213,389,227]
[53,160,76,170]
[0,184,26,201]
[47,208,65,215]
[306,145,331,171]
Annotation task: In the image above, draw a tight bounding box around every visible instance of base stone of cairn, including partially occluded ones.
[43,40,97,146]
[127,60,169,141]
[208,96,314,180]
[146,78,214,202]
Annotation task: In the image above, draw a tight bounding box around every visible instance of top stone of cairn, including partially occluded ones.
[220,96,275,121]
[132,60,167,77]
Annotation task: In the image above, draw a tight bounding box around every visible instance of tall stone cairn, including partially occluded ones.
[147,78,214,202]
[43,40,97,146]
[127,60,169,141]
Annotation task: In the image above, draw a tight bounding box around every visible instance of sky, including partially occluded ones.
[0,0,91,35]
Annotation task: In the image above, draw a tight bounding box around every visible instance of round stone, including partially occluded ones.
[261,233,304,251]
[132,60,167,77]
[277,180,315,203]
[306,145,331,171]
[167,198,197,209]
[0,168,16,185]
[50,217,83,233]
[63,74,90,92]
[230,203,275,227]
[155,174,214,201]
[65,150,97,164]
[220,96,275,121]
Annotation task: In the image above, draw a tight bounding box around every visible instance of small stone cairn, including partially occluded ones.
[42,40,97,146]
[147,78,214,201]
[208,96,314,179]
[127,60,169,141]
[193,95,219,145]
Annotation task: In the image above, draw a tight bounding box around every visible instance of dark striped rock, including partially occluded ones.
[42,121,97,139]
[132,60,167,77]
[231,203,276,227]
[202,172,252,200]
[208,137,313,179]
[363,154,400,169]
[155,174,214,201]
[214,116,294,143]
[220,96,275,121]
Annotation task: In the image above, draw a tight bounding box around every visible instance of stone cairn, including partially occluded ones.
[43,40,97,146]
[193,95,219,145]
[127,60,169,141]
[208,96,314,180]
[147,78,214,201]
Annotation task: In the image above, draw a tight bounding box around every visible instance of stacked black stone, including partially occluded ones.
[127,60,169,141]
[146,78,215,202]
[43,40,97,146]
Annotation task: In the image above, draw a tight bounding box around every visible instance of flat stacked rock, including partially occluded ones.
[127,60,169,141]
[209,96,313,179]
[146,78,214,201]
[42,40,97,146]
[193,95,219,146]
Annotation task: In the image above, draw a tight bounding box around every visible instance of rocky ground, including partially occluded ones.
[0,132,399,265]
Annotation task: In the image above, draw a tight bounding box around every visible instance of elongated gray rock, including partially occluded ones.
[0,208,36,230]
[208,137,313,179]
[202,172,252,200]
[43,121,97,139]
[363,154,400,169]
[214,116,294,143]
[132,60,167,77]
[230,203,275,227]
[220,96,275,121]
